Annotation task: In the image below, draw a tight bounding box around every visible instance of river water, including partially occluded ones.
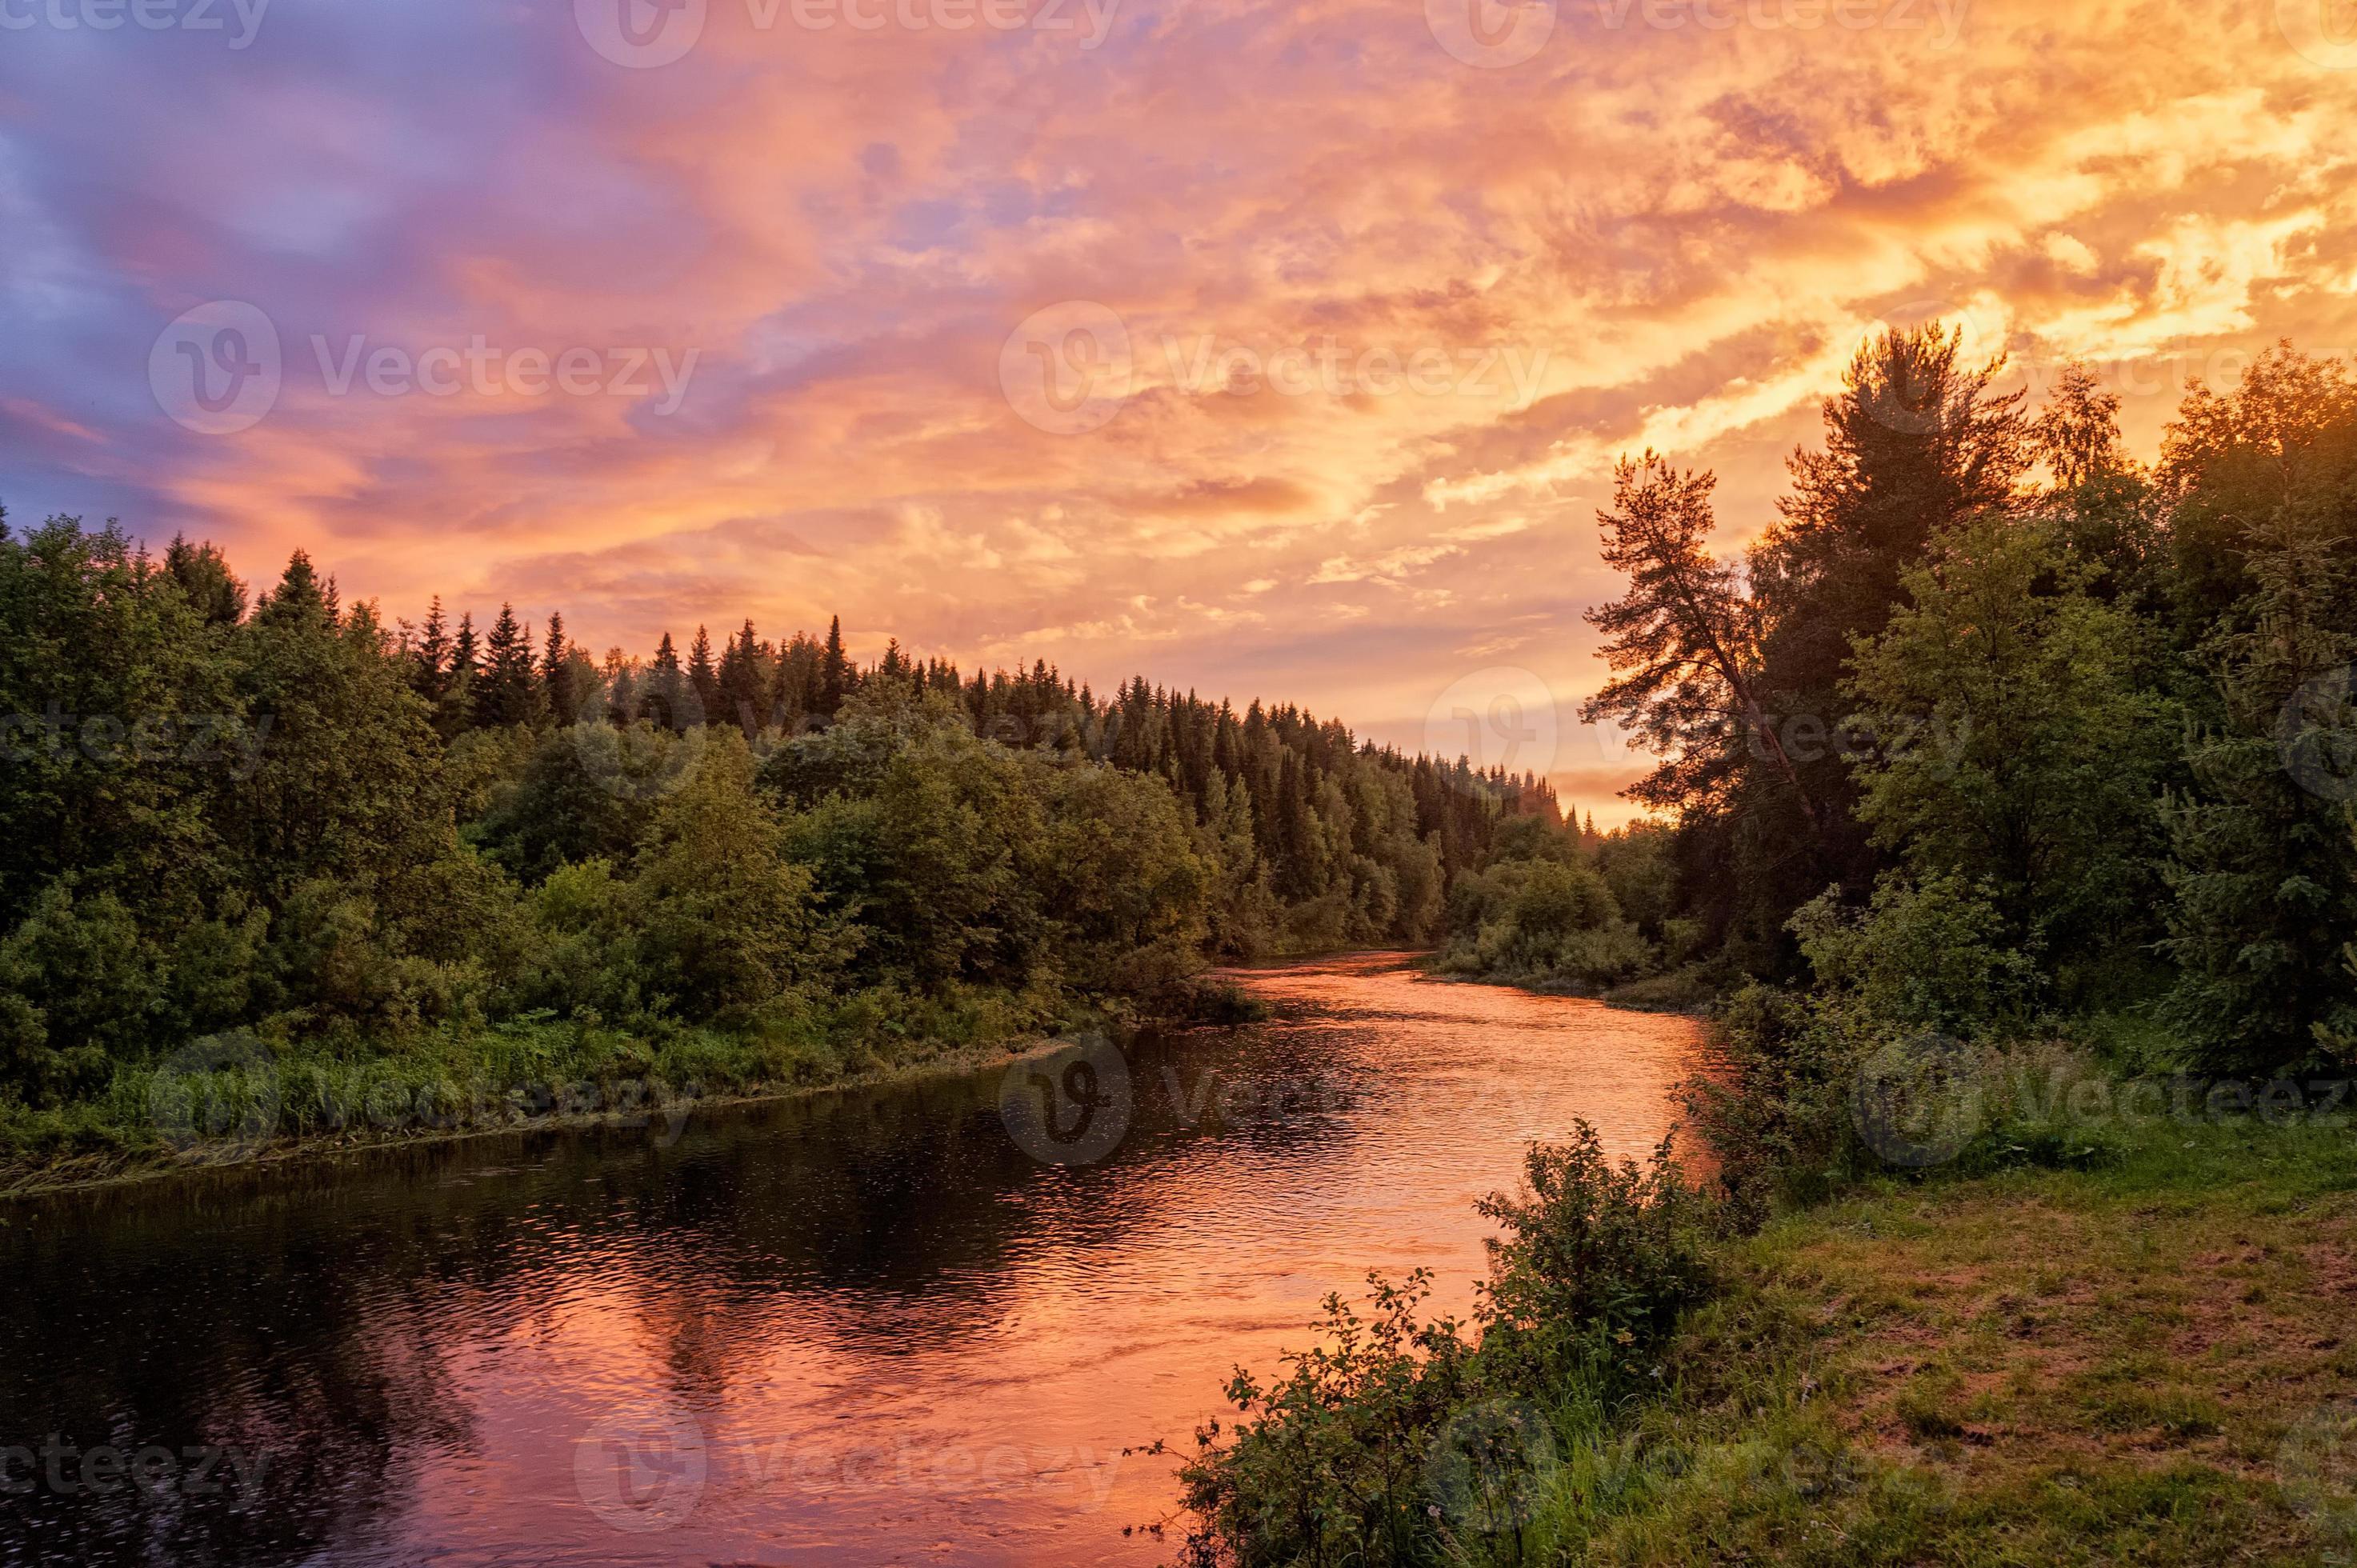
[0,954,1704,1567]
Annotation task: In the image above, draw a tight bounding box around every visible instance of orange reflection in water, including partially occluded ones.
[0,954,1705,1568]
[398,955,1704,1566]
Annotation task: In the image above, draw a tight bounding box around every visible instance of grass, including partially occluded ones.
[0,977,1163,1197]
[1531,1110,2357,1564]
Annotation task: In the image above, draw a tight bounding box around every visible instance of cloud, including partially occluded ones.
[1,0,2351,823]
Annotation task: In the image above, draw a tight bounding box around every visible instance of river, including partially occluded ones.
[0,954,1705,1566]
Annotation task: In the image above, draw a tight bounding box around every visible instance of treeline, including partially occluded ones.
[400,598,1548,951]
[0,518,1551,1118]
[1443,332,2357,1076]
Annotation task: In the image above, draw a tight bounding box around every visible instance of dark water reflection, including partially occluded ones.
[0,954,1704,1566]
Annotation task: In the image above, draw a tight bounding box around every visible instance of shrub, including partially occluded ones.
[1788,871,2039,1039]
[1174,1125,1717,1567]
[1439,860,1656,991]
[1477,1125,1719,1388]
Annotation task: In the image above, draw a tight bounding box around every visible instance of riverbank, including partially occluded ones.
[1567,1108,2357,1563]
[0,975,1263,1201]
[1169,964,2357,1564]
[1414,952,1726,1017]
[0,1030,1038,1202]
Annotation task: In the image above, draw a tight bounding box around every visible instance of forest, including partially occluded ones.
[0,515,1555,1164]
[1439,330,2357,1074]
[6,328,2355,1174]
[1166,333,2357,1566]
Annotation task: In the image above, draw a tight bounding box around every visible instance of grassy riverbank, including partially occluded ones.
[1170,999,2357,1564]
[0,975,1263,1198]
[1553,1110,2357,1565]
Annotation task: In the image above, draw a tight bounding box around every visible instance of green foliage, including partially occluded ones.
[1595,821,1678,940]
[631,730,846,1020]
[1843,514,2179,977]
[1173,1270,1479,1568]
[1567,334,2357,1077]
[1680,874,2042,1217]
[1787,872,2038,1040]
[1440,856,1653,991]
[1437,818,1667,994]
[0,514,1542,1134]
[1033,761,1210,992]
[0,516,239,928]
[0,885,155,1102]
[1174,1126,1715,1568]
[1475,1126,1719,1386]
[2153,347,2357,1071]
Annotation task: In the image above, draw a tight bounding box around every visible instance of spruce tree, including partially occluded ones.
[686,624,720,723]
[716,619,766,733]
[818,615,849,718]
[414,596,451,702]
[648,630,689,731]
[451,611,478,684]
[474,603,544,729]
[542,611,578,724]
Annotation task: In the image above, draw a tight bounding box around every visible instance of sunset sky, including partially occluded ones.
[4,0,2354,820]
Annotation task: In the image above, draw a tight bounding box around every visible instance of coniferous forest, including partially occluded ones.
[6,327,2355,1179]
[0,506,1559,1166]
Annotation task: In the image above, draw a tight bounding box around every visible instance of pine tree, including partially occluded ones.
[1580,452,1812,830]
[451,611,479,684]
[414,596,451,702]
[686,625,720,724]
[648,630,690,731]
[542,611,578,724]
[818,615,849,718]
[474,602,545,729]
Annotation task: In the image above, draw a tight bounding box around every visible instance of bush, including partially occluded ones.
[1477,1125,1719,1387]
[1174,1124,1716,1567]
[1439,860,1655,991]
[1787,871,2039,1039]
[0,885,157,1104]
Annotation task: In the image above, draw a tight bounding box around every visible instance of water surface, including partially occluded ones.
[0,954,1703,1566]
